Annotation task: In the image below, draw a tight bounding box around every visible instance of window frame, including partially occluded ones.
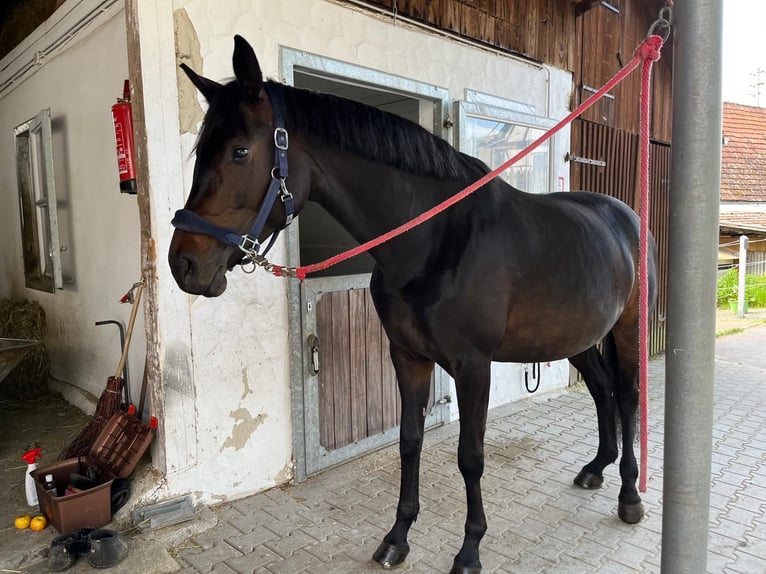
[455,99,558,195]
[15,108,63,292]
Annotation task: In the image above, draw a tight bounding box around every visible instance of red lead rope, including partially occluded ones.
[638,36,662,493]
[269,36,664,491]
[283,36,664,280]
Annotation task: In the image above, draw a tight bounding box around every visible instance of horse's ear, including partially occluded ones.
[180,63,223,103]
[232,35,263,100]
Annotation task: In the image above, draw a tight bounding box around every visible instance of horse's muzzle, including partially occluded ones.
[168,250,228,297]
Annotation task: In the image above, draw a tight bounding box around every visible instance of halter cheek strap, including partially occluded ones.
[171,83,294,259]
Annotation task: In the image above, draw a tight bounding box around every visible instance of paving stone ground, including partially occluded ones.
[170,325,766,574]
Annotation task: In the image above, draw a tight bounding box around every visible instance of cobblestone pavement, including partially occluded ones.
[170,326,766,574]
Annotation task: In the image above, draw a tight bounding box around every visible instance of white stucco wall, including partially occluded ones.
[136,0,575,503]
[0,2,146,411]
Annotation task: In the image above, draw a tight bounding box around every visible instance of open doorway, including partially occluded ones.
[294,70,423,277]
[282,51,452,479]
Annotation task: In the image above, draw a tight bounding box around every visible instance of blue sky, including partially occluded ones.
[722,0,766,106]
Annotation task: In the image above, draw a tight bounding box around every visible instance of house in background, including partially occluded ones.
[719,102,766,273]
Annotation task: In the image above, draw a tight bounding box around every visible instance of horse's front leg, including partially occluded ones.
[373,345,434,569]
[451,356,491,574]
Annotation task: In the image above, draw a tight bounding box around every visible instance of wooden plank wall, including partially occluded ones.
[571,119,670,355]
[571,119,639,205]
[575,0,673,141]
[350,0,577,71]
[648,141,670,355]
[317,289,402,450]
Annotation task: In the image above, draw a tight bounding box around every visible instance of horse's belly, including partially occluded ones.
[491,307,616,363]
[492,337,599,363]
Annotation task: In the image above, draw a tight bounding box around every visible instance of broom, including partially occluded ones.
[59,280,144,460]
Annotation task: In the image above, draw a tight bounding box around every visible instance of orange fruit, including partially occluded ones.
[29,515,47,531]
[14,514,31,529]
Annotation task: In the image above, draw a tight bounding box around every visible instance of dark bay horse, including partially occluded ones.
[169,36,658,574]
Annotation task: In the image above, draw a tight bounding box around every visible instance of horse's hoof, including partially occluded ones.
[449,562,482,574]
[618,501,645,524]
[372,541,409,569]
[573,468,603,489]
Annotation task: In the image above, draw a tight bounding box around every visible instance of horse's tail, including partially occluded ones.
[604,329,641,441]
[602,331,618,384]
[602,331,627,437]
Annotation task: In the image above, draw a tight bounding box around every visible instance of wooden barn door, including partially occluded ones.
[301,275,443,475]
[570,119,670,355]
[647,140,670,355]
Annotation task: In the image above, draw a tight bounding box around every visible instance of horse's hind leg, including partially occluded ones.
[373,344,434,569]
[569,341,619,489]
[611,315,644,523]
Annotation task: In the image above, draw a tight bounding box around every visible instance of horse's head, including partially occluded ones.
[169,36,299,296]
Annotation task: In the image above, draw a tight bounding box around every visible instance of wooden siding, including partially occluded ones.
[571,119,669,355]
[648,140,670,355]
[347,0,577,71]
[570,119,639,206]
[575,0,672,140]
[317,288,403,450]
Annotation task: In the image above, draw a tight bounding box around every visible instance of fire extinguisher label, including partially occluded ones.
[114,123,132,176]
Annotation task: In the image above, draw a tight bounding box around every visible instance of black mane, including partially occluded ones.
[268,81,489,181]
[194,79,489,181]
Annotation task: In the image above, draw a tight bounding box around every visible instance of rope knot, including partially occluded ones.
[636,36,663,62]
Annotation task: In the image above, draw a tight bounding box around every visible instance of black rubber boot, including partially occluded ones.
[47,529,95,571]
[47,532,78,572]
[87,529,129,568]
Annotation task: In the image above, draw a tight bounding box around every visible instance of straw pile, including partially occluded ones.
[0,298,50,399]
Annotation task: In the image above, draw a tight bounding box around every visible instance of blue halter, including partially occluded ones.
[171,83,295,260]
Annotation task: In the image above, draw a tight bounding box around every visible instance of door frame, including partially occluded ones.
[280,47,453,481]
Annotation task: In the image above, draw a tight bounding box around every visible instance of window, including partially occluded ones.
[15,109,63,292]
[456,99,557,195]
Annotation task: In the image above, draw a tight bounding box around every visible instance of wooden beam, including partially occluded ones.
[124,0,165,469]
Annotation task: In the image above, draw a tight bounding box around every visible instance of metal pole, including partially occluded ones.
[662,1,722,572]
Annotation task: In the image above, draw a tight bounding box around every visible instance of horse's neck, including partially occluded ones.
[307,148,465,276]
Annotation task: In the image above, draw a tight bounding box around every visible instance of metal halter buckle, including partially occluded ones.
[238,235,259,255]
[274,127,289,150]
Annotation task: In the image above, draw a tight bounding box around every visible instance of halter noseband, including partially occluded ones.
[171,83,295,263]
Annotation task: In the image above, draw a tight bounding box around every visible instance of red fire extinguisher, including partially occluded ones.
[111,79,138,194]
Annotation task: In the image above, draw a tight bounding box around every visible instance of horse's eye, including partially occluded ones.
[232,147,250,160]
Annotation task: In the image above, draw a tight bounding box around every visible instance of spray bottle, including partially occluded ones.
[21,447,42,506]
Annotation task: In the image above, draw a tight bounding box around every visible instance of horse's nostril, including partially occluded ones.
[180,255,194,275]
[169,252,196,286]
[179,254,197,282]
